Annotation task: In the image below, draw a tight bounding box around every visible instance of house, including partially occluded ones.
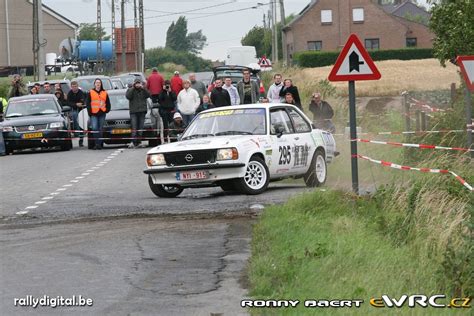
[283,0,433,63]
[0,0,77,74]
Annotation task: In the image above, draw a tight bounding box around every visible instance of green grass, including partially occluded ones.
[247,190,471,315]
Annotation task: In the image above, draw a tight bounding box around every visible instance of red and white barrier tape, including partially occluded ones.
[409,97,446,113]
[333,129,469,137]
[354,154,473,192]
[354,138,474,152]
[4,136,168,141]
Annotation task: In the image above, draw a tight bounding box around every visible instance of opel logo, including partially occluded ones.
[28,125,35,131]
[185,154,194,162]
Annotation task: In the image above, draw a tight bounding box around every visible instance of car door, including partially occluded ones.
[269,108,296,177]
[286,107,314,175]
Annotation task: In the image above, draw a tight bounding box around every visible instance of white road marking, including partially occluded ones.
[63,184,73,187]
[86,169,95,172]
[42,196,53,200]
[25,206,38,209]
[82,173,90,176]
[70,180,79,183]
[107,156,114,159]
[50,192,60,195]
[75,176,85,179]
[104,159,111,162]
[16,211,29,215]
[35,201,47,204]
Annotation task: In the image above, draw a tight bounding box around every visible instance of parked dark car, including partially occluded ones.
[76,75,114,92]
[1,95,72,154]
[87,89,162,149]
[27,79,71,95]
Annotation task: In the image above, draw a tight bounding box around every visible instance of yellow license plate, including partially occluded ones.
[111,129,131,134]
[22,132,43,139]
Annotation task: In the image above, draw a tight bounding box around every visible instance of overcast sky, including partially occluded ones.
[43,0,431,61]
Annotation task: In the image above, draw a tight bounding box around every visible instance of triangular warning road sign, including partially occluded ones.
[457,56,474,91]
[328,34,381,81]
[258,56,272,67]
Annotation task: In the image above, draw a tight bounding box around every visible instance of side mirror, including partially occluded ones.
[62,106,71,112]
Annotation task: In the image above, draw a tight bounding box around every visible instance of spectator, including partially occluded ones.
[34,83,41,93]
[0,126,4,156]
[146,67,164,104]
[171,71,183,95]
[309,92,335,132]
[222,77,240,105]
[267,73,283,103]
[43,82,53,94]
[67,80,85,147]
[237,69,259,104]
[158,80,177,140]
[189,73,207,102]
[0,96,7,113]
[126,79,151,148]
[86,78,111,150]
[0,95,5,155]
[177,79,200,126]
[30,86,39,95]
[279,79,301,109]
[196,95,215,113]
[54,89,67,108]
[210,79,231,107]
[54,83,62,92]
[168,112,186,142]
[7,74,27,98]
[284,92,302,110]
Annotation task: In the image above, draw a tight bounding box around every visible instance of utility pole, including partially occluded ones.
[121,0,126,72]
[33,0,45,81]
[263,13,266,28]
[279,0,287,66]
[270,0,275,61]
[133,0,138,71]
[96,0,103,74]
[139,0,144,72]
[273,0,278,63]
[111,0,116,73]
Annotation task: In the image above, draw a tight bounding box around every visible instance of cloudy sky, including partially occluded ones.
[44,0,431,61]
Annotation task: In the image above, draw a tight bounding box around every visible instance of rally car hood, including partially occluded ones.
[147,135,259,154]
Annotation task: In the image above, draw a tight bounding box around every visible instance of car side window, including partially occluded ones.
[270,109,295,135]
[287,108,311,133]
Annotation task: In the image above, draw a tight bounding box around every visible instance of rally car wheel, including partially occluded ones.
[304,149,326,187]
[148,176,184,198]
[235,156,269,195]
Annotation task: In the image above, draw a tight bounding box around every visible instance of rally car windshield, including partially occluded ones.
[5,100,59,117]
[182,108,266,140]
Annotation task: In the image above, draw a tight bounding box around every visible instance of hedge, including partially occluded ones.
[294,48,433,67]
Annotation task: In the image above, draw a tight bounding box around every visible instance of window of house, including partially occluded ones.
[307,41,322,51]
[353,8,364,23]
[321,10,332,24]
[406,38,417,47]
[365,38,379,50]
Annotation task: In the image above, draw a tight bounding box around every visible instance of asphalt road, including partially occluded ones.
[0,140,314,315]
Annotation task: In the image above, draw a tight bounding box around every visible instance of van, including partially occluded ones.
[225,46,258,66]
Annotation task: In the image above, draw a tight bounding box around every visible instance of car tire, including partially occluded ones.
[304,149,327,187]
[87,137,95,149]
[219,180,236,192]
[234,156,269,195]
[60,139,72,151]
[5,146,13,155]
[148,175,184,198]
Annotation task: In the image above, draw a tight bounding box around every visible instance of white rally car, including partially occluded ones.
[144,104,336,197]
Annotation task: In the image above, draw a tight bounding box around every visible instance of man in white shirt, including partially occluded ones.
[177,79,200,126]
[222,77,240,105]
[267,73,283,103]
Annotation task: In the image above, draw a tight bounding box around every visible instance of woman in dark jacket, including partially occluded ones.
[54,89,67,108]
[279,79,301,108]
[195,95,215,113]
[85,78,111,150]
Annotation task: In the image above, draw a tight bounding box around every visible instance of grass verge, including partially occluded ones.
[247,189,471,315]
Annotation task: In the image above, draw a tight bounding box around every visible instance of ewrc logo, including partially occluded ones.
[369,295,471,308]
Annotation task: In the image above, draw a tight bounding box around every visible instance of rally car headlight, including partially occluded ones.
[217,148,239,160]
[49,122,62,128]
[147,154,166,166]
[2,126,13,132]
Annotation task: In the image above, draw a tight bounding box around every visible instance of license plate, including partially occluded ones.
[111,128,131,134]
[176,171,209,181]
[22,132,43,139]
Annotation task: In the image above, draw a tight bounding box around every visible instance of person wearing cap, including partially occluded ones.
[177,79,200,126]
[147,67,164,104]
[126,78,151,148]
[168,112,186,142]
[54,89,67,108]
[158,80,177,140]
[171,71,183,95]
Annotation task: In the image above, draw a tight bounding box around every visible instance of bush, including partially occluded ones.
[294,48,433,68]
[144,47,213,72]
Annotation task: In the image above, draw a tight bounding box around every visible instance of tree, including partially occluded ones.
[77,23,110,41]
[144,47,212,72]
[241,26,272,58]
[428,0,474,66]
[165,16,207,54]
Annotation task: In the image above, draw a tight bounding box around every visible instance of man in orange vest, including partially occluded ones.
[86,78,111,150]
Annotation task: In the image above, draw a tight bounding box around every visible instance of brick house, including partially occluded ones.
[283,0,433,63]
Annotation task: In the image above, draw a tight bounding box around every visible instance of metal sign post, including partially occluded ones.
[328,34,381,194]
[348,81,359,193]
